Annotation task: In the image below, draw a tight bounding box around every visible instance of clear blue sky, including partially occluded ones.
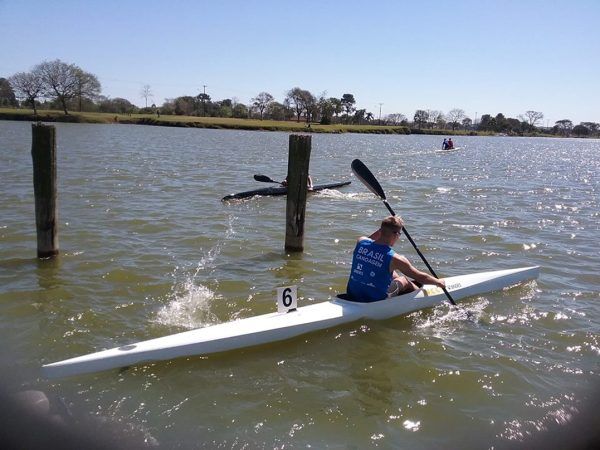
[1,0,598,125]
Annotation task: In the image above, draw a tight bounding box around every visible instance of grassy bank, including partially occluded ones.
[0,108,415,134]
[3,108,560,137]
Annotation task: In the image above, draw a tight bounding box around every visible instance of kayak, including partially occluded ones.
[222,181,351,201]
[437,147,462,152]
[42,266,539,379]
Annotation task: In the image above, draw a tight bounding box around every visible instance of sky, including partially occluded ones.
[1,0,599,125]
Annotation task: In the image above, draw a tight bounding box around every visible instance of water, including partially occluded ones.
[1,120,598,448]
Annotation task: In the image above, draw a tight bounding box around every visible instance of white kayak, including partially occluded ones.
[42,266,539,379]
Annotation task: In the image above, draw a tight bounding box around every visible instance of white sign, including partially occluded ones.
[276,285,298,313]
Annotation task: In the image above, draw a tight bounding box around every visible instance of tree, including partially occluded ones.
[572,124,589,137]
[9,71,44,114]
[252,91,274,120]
[286,87,305,122]
[266,101,286,121]
[385,113,407,125]
[352,109,366,125]
[478,114,495,131]
[196,93,211,116]
[215,99,233,118]
[329,97,342,120]
[173,96,197,115]
[286,87,314,122]
[140,84,153,108]
[317,95,336,125]
[461,117,472,129]
[520,110,544,128]
[413,110,428,129]
[427,110,443,128]
[555,119,573,136]
[580,122,599,135]
[446,108,466,130]
[74,68,101,112]
[303,91,318,123]
[494,113,508,132]
[340,93,356,123]
[0,78,18,107]
[98,97,137,114]
[35,60,100,115]
[232,103,248,118]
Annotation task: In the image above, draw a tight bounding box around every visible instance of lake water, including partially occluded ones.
[1,120,598,448]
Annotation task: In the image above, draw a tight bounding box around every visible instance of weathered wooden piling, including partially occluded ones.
[31,123,59,258]
[285,134,311,252]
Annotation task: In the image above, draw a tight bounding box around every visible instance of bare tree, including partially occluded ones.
[385,113,407,125]
[251,91,274,120]
[9,71,44,114]
[446,108,466,130]
[36,60,87,114]
[519,110,544,128]
[427,110,443,128]
[140,84,153,108]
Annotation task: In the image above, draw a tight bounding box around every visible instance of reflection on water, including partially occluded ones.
[0,121,599,448]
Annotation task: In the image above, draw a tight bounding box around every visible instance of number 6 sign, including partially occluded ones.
[276,285,298,313]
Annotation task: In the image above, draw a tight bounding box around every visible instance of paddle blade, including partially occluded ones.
[351,159,387,200]
[254,174,276,183]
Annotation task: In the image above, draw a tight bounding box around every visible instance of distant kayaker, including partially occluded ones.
[346,216,446,302]
[281,174,314,190]
[442,138,448,150]
[447,138,454,149]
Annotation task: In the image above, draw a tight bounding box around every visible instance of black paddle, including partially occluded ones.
[351,158,458,307]
[254,174,284,185]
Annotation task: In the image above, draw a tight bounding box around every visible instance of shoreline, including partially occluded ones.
[0,109,553,137]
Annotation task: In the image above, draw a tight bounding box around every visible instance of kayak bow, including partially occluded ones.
[42,266,539,379]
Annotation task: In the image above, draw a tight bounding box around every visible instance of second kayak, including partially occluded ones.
[222,181,351,201]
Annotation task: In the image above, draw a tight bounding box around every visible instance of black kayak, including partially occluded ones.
[222,181,351,201]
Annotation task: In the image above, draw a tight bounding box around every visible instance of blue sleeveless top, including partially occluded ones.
[346,239,395,302]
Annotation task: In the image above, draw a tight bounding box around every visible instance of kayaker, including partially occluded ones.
[346,216,446,302]
[447,138,454,149]
[442,138,448,150]
[281,174,314,190]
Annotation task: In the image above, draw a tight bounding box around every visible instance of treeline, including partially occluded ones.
[2,59,599,137]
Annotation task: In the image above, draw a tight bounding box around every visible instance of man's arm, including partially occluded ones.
[391,254,445,288]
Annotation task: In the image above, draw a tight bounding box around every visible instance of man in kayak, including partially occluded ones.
[442,138,448,150]
[282,174,314,190]
[447,138,454,149]
[346,216,446,302]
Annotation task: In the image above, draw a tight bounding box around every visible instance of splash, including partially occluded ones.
[414,298,489,331]
[154,216,236,329]
[154,281,219,329]
[315,189,373,201]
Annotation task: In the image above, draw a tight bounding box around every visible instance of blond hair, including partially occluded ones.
[380,216,404,236]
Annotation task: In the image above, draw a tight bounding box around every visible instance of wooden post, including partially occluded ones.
[31,123,59,258]
[285,134,311,252]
